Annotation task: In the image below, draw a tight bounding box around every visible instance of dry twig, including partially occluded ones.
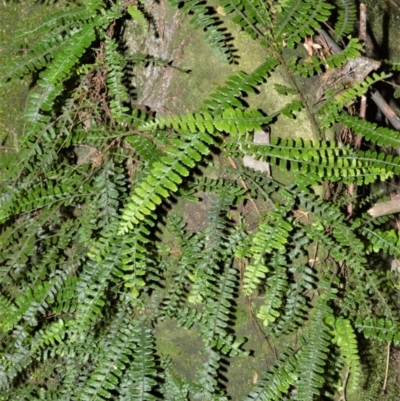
[383,342,391,392]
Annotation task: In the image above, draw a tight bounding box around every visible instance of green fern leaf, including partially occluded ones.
[219,0,273,41]
[319,72,389,128]
[296,295,333,401]
[338,113,400,148]
[105,36,130,122]
[167,0,236,62]
[148,108,271,136]
[204,58,279,112]
[118,131,214,234]
[127,5,148,34]
[243,349,298,401]
[274,0,333,48]
[272,258,316,334]
[332,317,361,396]
[257,254,288,327]
[362,226,400,257]
[355,316,400,344]
[239,205,293,295]
[118,322,158,401]
[79,310,137,400]
[332,0,357,40]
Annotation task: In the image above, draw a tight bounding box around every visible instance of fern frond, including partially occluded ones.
[384,59,400,71]
[355,316,400,344]
[296,294,333,401]
[332,317,361,396]
[24,83,63,126]
[1,221,79,335]
[338,113,400,148]
[361,225,400,257]
[274,0,333,48]
[257,254,288,327]
[73,229,120,334]
[20,23,97,127]
[167,0,236,62]
[148,107,270,136]
[319,72,390,128]
[325,38,362,69]
[115,224,153,299]
[125,131,163,168]
[118,130,214,233]
[231,137,394,185]
[39,24,96,86]
[192,347,225,400]
[188,184,241,304]
[14,6,100,41]
[219,0,272,41]
[332,0,357,41]
[273,261,316,335]
[160,217,202,319]
[160,357,190,400]
[200,263,243,355]
[30,319,66,355]
[352,266,399,326]
[238,204,293,295]
[243,349,298,401]
[105,36,130,122]
[79,309,137,400]
[203,58,279,112]
[126,4,148,34]
[118,321,158,401]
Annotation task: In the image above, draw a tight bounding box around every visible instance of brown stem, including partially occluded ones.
[367,199,400,217]
[370,90,400,130]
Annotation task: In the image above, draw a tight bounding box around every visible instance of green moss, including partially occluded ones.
[0,1,64,146]
[154,319,205,381]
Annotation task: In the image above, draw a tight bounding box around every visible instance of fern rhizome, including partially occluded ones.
[1,0,400,400]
